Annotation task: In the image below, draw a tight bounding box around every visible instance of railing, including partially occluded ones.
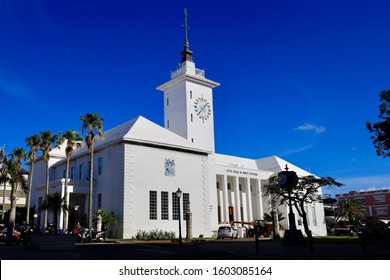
[170,66,205,79]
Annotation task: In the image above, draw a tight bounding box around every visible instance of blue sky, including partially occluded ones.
[1,0,390,196]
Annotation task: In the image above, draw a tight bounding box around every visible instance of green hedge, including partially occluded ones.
[135,229,176,240]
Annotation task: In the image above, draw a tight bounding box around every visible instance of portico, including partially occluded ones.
[215,159,273,226]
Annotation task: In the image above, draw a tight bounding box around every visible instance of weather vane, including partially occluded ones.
[183,8,190,50]
[180,8,193,63]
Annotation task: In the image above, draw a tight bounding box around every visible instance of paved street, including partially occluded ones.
[1,238,390,260]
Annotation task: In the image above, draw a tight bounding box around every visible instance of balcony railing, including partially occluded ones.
[170,66,205,79]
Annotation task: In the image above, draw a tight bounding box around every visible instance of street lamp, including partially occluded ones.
[186,202,192,240]
[176,188,182,244]
[33,212,38,227]
[74,205,79,226]
[278,165,305,246]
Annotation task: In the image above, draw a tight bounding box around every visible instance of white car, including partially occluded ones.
[217,225,238,239]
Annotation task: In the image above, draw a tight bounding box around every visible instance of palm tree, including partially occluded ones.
[39,130,63,228]
[40,192,68,232]
[263,212,286,222]
[5,148,28,244]
[335,198,367,225]
[10,147,27,169]
[80,112,104,228]
[25,134,41,224]
[0,148,9,221]
[61,130,82,230]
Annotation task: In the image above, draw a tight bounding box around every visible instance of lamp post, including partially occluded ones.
[186,202,192,240]
[74,205,79,226]
[278,165,305,246]
[176,188,182,244]
[33,212,38,227]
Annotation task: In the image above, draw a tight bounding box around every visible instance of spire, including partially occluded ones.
[181,8,193,63]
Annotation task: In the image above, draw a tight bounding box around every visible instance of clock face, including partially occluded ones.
[194,97,211,121]
[278,173,288,186]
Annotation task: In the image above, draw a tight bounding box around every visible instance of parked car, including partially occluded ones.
[217,225,238,239]
[334,225,362,236]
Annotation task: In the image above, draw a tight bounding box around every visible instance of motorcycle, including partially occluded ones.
[90,226,107,242]
[73,225,107,243]
[18,224,40,245]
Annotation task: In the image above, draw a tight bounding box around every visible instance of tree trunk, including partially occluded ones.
[1,181,6,221]
[44,160,49,228]
[26,161,34,224]
[63,157,70,230]
[301,208,314,254]
[6,183,17,244]
[88,147,94,228]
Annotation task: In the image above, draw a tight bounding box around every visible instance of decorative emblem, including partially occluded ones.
[165,159,175,176]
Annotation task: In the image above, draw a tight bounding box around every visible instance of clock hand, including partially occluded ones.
[197,103,209,115]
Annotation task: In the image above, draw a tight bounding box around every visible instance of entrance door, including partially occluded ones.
[229,206,234,223]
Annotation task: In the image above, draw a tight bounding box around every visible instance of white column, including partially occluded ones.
[258,179,264,219]
[216,177,222,223]
[246,177,253,222]
[58,180,65,230]
[222,175,229,223]
[234,176,241,224]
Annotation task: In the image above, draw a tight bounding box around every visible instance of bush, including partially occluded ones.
[134,229,176,240]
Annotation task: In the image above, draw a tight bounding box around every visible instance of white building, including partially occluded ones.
[29,18,327,238]
[0,181,27,219]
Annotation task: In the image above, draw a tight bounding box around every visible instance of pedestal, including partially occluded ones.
[282,229,306,246]
[186,211,192,239]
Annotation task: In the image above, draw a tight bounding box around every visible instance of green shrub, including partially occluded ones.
[134,229,176,240]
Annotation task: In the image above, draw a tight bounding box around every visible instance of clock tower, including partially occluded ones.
[156,9,219,152]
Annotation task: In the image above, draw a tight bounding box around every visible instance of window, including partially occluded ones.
[97,193,102,209]
[312,206,317,226]
[355,197,365,203]
[63,169,66,178]
[70,167,75,179]
[374,195,385,203]
[376,207,388,215]
[297,215,302,226]
[98,157,103,175]
[191,114,193,122]
[167,120,169,128]
[183,193,190,220]
[172,192,179,220]
[304,206,309,226]
[79,164,84,180]
[149,191,157,220]
[167,98,169,106]
[38,197,42,209]
[161,191,169,220]
[190,90,192,99]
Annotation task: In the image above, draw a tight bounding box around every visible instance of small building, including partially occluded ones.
[0,181,26,220]
[336,189,390,222]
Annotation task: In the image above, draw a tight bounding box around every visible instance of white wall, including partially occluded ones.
[122,143,212,238]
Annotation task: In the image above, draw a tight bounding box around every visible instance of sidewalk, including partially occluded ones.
[197,238,390,259]
[1,238,389,260]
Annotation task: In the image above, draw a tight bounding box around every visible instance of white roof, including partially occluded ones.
[75,115,211,155]
[215,153,260,170]
[215,154,313,178]
[255,155,313,177]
